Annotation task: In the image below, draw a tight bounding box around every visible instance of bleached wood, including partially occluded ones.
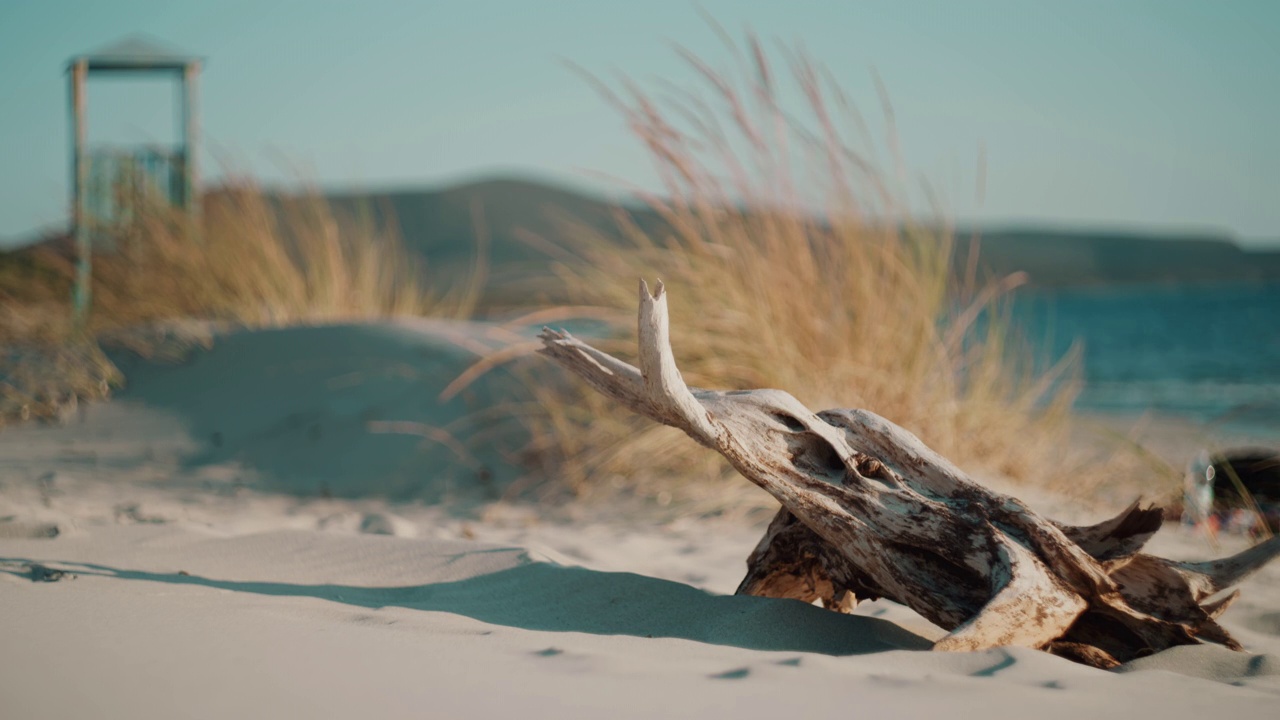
[537,280,1280,667]
[636,280,718,441]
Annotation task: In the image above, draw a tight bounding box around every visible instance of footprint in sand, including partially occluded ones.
[26,563,73,582]
[349,613,398,627]
[0,518,60,539]
[359,512,417,537]
[113,503,167,525]
[0,561,72,582]
[1243,611,1280,637]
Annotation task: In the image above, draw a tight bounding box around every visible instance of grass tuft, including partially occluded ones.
[1,176,467,426]
[498,32,1083,512]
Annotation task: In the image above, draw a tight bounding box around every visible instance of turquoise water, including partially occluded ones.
[1014,282,1280,432]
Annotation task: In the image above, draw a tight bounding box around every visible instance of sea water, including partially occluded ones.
[1013,282,1280,435]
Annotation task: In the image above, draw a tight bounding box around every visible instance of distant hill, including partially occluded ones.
[324,177,1280,289]
[6,176,1279,300]
[325,177,638,273]
[957,228,1280,286]
[325,176,1280,288]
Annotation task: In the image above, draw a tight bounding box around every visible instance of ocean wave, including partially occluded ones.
[1076,380,1280,426]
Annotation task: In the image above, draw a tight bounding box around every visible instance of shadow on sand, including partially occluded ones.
[0,553,932,656]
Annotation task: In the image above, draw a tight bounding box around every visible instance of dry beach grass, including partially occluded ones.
[1,34,1140,513]
[502,35,1084,510]
[0,177,477,426]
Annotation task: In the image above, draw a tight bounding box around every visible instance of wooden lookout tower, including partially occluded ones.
[66,36,202,326]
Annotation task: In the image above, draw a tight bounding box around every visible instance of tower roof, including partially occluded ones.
[69,35,200,72]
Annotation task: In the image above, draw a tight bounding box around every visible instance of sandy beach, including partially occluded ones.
[3,3,1278,717]
[1,319,1277,719]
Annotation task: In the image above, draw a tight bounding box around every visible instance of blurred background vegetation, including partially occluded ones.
[4,32,1274,514]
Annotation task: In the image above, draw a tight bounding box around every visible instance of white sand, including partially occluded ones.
[2,320,1278,719]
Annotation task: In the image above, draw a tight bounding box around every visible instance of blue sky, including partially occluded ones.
[1,0,1277,245]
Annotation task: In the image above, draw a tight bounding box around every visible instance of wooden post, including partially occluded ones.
[182,61,201,226]
[69,58,90,331]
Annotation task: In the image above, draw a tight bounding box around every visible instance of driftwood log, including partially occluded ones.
[538,280,1280,669]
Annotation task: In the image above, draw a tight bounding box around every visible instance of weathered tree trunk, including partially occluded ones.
[538,280,1280,668]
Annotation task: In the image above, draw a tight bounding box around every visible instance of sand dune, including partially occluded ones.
[2,320,1279,719]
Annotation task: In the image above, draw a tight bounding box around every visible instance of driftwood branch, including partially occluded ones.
[538,280,1280,668]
